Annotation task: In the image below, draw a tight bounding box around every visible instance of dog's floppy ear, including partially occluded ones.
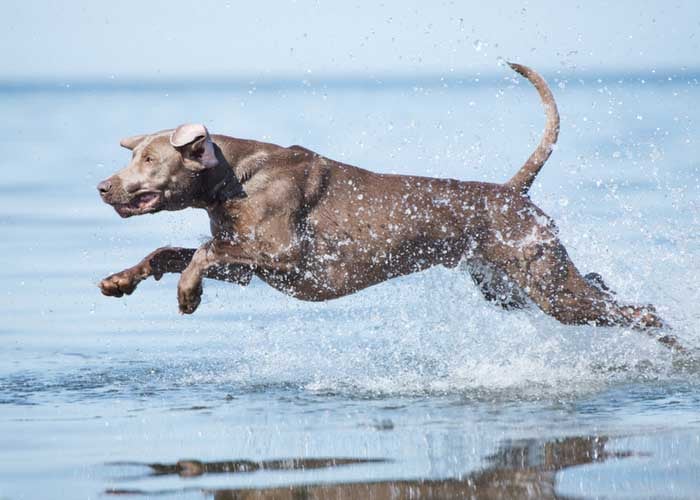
[120,134,147,150]
[170,123,218,170]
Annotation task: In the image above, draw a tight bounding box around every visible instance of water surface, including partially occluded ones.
[1,73,699,498]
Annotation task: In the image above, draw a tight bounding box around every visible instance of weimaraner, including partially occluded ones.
[98,63,680,349]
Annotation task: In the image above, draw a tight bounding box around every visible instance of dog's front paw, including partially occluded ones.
[99,267,145,297]
[177,275,203,314]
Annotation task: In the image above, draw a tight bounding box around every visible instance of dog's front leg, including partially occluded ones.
[101,246,254,300]
[100,246,196,297]
[177,243,257,314]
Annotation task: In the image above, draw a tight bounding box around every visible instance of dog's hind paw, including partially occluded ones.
[619,304,665,329]
[584,272,616,296]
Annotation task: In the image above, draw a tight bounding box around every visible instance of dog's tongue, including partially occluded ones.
[133,192,158,209]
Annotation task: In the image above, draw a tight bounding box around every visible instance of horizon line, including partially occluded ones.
[1,67,699,93]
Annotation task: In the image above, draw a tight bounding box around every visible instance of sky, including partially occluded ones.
[1,0,699,81]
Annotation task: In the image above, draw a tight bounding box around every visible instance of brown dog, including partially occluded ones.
[98,63,677,348]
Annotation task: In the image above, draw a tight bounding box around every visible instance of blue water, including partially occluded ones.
[1,73,700,499]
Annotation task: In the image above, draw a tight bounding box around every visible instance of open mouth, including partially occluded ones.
[113,191,162,217]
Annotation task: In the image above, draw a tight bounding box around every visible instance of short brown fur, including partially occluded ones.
[97,63,679,350]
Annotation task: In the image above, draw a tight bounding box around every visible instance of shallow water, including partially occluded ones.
[1,73,700,498]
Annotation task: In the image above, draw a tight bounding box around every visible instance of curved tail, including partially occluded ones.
[504,62,560,195]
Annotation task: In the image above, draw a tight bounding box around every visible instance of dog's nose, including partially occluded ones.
[97,179,112,195]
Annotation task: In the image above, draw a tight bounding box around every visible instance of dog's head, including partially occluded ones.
[97,124,219,217]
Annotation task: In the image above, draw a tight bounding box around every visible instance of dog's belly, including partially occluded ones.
[256,259,433,302]
[256,233,467,301]
[256,174,488,300]
[255,267,387,302]
[246,170,499,301]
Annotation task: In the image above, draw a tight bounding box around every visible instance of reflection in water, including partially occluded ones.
[111,457,388,479]
[106,435,635,498]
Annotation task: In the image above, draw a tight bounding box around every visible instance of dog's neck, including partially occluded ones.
[196,136,276,207]
[194,146,242,207]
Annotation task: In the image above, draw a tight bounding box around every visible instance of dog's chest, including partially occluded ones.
[206,199,250,240]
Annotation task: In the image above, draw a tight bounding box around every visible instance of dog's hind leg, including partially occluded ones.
[480,218,680,348]
[517,239,662,328]
[463,258,530,309]
[583,272,617,299]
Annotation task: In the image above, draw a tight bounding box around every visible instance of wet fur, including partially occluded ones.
[98,63,679,350]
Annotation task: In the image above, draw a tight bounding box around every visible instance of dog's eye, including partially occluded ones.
[144,155,153,163]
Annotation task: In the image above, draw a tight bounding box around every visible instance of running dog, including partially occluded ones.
[98,63,678,348]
